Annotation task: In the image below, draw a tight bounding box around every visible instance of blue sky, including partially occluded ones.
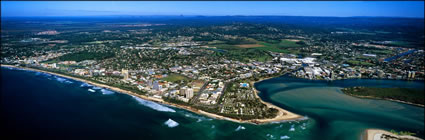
[1,1,424,18]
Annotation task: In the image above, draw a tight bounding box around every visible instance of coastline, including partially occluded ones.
[364,129,423,140]
[1,64,302,125]
[344,93,424,108]
[249,76,304,123]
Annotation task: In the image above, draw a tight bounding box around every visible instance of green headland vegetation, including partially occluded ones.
[341,87,424,106]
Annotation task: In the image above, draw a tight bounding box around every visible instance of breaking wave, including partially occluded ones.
[3,67,16,70]
[235,125,246,131]
[164,119,179,128]
[131,95,176,112]
[266,134,276,139]
[100,89,114,95]
[300,123,307,130]
[280,135,290,139]
[3,67,26,71]
[184,113,212,122]
[92,86,102,90]
[39,73,52,77]
[289,124,295,132]
[270,116,309,124]
[54,76,73,84]
[80,83,93,87]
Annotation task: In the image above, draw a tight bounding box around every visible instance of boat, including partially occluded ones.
[88,89,96,92]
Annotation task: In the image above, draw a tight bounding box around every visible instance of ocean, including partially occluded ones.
[1,67,424,140]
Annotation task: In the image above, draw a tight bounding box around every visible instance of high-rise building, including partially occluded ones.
[411,71,416,79]
[180,87,187,96]
[147,79,153,88]
[153,80,160,91]
[122,69,129,80]
[186,88,194,99]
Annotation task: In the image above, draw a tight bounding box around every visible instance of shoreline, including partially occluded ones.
[364,129,423,140]
[292,75,425,83]
[343,93,424,108]
[1,64,303,125]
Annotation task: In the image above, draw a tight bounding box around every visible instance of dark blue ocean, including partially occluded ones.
[2,67,424,140]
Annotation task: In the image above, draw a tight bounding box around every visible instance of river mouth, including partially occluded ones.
[255,76,424,140]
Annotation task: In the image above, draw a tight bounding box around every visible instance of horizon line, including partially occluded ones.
[2,15,424,19]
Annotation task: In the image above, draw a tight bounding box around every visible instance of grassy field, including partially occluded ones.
[161,73,190,83]
[255,39,304,54]
[236,44,265,48]
[211,44,273,62]
[207,40,226,45]
[191,80,205,92]
[341,87,424,105]
[209,39,306,62]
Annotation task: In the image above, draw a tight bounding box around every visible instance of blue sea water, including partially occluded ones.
[1,67,424,140]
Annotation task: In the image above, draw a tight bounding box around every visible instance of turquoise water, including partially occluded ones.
[256,77,424,140]
[2,67,424,140]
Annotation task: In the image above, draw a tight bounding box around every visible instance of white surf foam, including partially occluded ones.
[270,115,309,124]
[131,95,176,112]
[3,67,16,70]
[235,125,246,131]
[266,134,276,139]
[289,124,295,132]
[54,76,73,84]
[4,67,26,71]
[164,119,179,128]
[80,83,93,87]
[184,113,212,121]
[280,135,290,139]
[41,73,52,77]
[276,124,283,129]
[33,71,51,77]
[100,89,114,95]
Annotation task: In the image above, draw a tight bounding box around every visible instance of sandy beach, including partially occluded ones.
[1,64,302,125]
[364,129,423,140]
[249,78,303,123]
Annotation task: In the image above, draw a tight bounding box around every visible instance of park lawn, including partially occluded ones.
[161,73,190,83]
[191,80,206,92]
